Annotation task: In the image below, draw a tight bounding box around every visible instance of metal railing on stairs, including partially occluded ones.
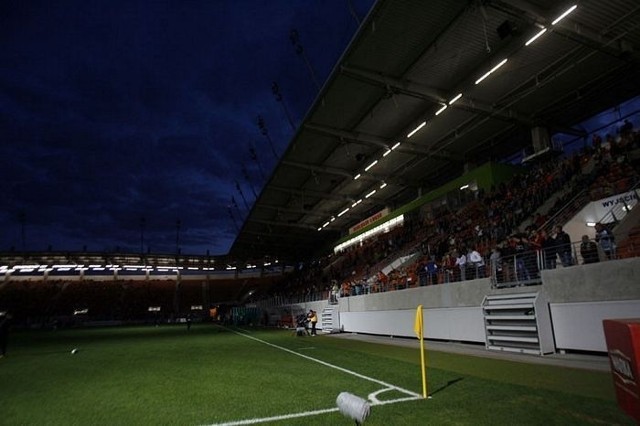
[537,188,589,233]
[594,184,640,227]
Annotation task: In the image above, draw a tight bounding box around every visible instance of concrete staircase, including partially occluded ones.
[320,304,340,334]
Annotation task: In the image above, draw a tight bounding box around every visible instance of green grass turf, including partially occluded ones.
[0,324,632,425]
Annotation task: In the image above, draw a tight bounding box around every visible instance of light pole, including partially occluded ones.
[18,211,26,251]
[175,219,181,255]
[140,217,145,254]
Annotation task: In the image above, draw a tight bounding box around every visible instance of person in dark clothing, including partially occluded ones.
[0,313,9,358]
[540,229,557,270]
[513,235,532,282]
[425,257,439,285]
[595,223,615,260]
[489,246,502,283]
[553,226,573,267]
[580,235,600,264]
[416,262,427,287]
[295,313,310,336]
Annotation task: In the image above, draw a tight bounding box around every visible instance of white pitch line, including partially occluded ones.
[202,328,423,426]
[371,395,422,406]
[229,328,421,398]
[369,387,394,404]
[207,407,340,426]
[206,396,421,426]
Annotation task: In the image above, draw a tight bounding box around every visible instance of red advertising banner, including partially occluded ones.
[348,208,389,235]
[603,318,640,422]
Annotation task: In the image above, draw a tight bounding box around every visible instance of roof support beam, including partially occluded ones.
[281,158,412,187]
[428,32,626,159]
[486,0,639,62]
[233,233,321,249]
[237,229,319,242]
[550,125,587,138]
[268,185,353,202]
[257,203,329,218]
[304,122,462,163]
[247,218,318,231]
[340,65,448,103]
[340,65,534,127]
[281,160,353,180]
[230,238,317,259]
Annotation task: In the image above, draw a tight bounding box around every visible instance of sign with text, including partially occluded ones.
[595,190,639,221]
[348,208,390,235]
[603,318,640,422]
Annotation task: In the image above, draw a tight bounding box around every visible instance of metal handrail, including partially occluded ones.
[537,187,589,233]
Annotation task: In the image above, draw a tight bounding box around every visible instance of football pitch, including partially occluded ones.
[0,324,632,425]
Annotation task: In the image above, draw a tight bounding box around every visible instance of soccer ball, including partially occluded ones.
[71,348,78,354]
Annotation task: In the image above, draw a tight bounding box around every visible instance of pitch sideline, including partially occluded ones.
[202,327,422,426]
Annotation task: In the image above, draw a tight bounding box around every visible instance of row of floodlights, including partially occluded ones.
[72,306,204,315]
[0,261,279,274]
[0,264,200,274]
[319,5,577,232]
[226,260,278,270]
[318,148,395,230]
[405,5,577,140]
[318,181,389,231]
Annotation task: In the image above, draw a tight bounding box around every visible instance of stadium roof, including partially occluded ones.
[229,0,640,261]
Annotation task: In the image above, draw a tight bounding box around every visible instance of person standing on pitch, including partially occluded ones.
[186,313,193,331]
[308,310,318,336]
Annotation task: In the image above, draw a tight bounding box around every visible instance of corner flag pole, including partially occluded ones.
[414,304,428,398]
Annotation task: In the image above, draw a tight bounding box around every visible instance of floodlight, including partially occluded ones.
[449,93,463,104]
[475,58,508,85]
[552,5,577,25]
[525,28,547,46]
[407,122,425,138]
[435,105,447,116]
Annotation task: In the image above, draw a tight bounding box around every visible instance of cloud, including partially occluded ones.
[0,0,374,256]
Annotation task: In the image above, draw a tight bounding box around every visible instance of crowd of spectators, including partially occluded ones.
[269,121,640,301]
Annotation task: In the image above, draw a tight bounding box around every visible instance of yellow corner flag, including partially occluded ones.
[414,305,423,338]
[415,305,428,398]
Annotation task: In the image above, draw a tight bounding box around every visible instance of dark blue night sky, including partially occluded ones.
[0,0,375,256]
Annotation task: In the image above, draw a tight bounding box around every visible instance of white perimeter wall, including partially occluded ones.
[339,307,485,342]
[290,258,640,353]
[550,300,640,352]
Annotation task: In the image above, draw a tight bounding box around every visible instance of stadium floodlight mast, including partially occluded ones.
[175,219,181,255]
[140,217,145,254]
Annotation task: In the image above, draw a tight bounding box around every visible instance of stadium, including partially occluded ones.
[2,1,640,424]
